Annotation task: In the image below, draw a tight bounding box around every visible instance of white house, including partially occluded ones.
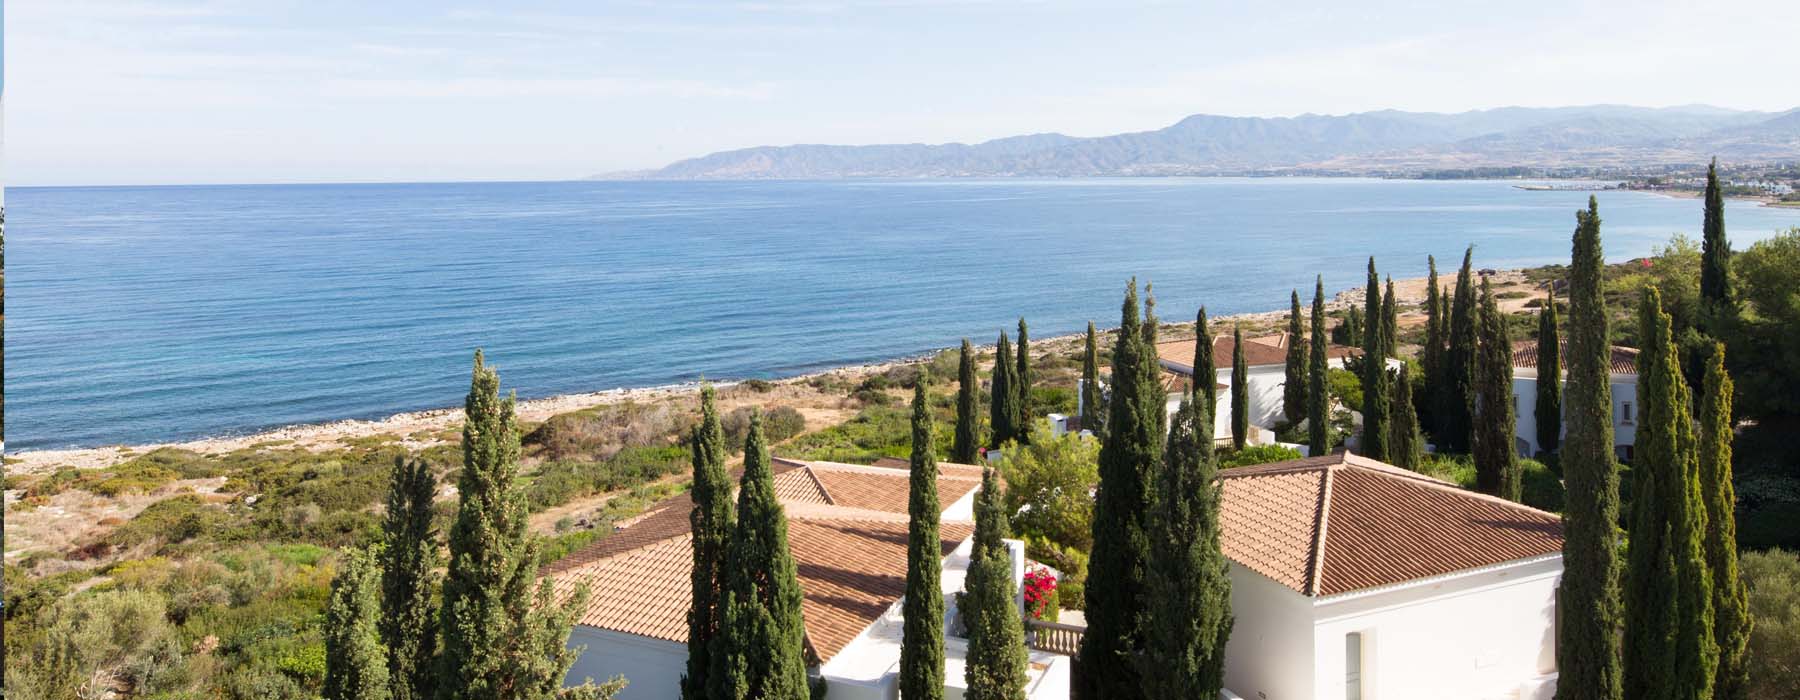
[549,458,1071,700]
[1510,339,1640,459]
[1215,453,1566,700]
[1152,333,1376,447]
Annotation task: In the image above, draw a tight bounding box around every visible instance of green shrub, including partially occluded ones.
[783,403,953,463]
[1327,368,1363,412]
[524,445,687,512]
[739,378,775,392]
[1029,386,1076,416]
[108,495,228,551]
[721,405,807,446]
[1742,549,1800,695]
[1220,444,1304,468]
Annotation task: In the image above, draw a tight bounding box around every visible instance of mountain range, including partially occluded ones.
[602,105,1800,179]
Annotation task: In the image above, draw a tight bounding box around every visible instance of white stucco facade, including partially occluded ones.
[565,626,687,700]
[1222,555,1563,700]
[1511,366,1638,459]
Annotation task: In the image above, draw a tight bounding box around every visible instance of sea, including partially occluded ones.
[8,178,1799,450]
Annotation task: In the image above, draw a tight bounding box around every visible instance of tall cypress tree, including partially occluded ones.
[1624,286,1719,700]
[1230,325,1249,451]
[1136,399,1232,699]
[990,333,1017,449]
[1078,280,1161,700]
[1360,257,1390,460]
[381,457,438,700]
[683,386,734,700]
[1283,290,1309,427]
[955,339,983,463]
[964,467,1028,700]
[711,412,810,700]
[326,545,392,700]
[1015,318,1033,443]
[1535,302,1563,456]
[1699,345,1751,700]
[901,381,946,700]
[1557,198,1623,700]
[1193,307,1216,412]
[1381,277,1398,358]
[1308,277,1330,456]
[1699,158,1734,320]
[1443,247,1479,454]
[1081,322,1104,439]
[1420,256,1446,438]
[1472,277,1520,500]
[1388,365,1425,470]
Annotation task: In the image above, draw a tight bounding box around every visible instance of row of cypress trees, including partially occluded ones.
[324,352,619,700]
[988,320,1036,449]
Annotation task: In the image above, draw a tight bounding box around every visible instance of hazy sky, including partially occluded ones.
[8,0,1800,186]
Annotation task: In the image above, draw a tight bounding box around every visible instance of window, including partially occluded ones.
[1621,401,1634,425]
[1346,632,1364,700]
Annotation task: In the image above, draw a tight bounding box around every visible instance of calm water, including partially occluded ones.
[8,178,1798,450]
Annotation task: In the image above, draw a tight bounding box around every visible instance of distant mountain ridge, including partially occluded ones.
[604,105,1800,179]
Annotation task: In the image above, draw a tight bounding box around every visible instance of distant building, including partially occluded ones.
[1510,339,1640,460]
[1151,333,1386,449]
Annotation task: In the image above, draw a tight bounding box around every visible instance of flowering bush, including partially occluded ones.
[1022,566,1059,621]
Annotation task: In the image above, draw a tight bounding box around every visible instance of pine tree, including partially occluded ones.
[1308,277,1330,456]
[381,457,439,700]
[1623,286,1718,700]
[1283,290,1309,427]
[964,468,1028,700]
[1388,365,1425,470]
[1230,325,1249,451]
[1442,247,1479,453]
[1700,158,1734,319]
[955,339,983,463]
[1136,399,1232,698]
[1381,277,1398,358]
[326,546,392,700]
[1535,301,1563,456]
[901,381,946,700]
[1360,257,1390,460]
[683,385,734,700]
[1193,307,1216,412]
[1081,322,1104,440]
[1078,280,1161,700]
[710,412,810,700]
[990,333,1017,450]
[1420,256,1446,438]
[1472,277,1520,500]
[1699,345,1751,700]
[1557,197,1623,700]
[1015,318,1034,443]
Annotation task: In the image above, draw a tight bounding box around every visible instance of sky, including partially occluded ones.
[7,0,1800,186]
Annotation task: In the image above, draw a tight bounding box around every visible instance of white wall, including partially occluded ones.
[1310,556,1562,700]
[1221,563,1319,700]
[1510,369,1639,458]
[565,626,687,700]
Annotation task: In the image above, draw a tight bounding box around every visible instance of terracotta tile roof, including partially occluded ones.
[1512,338,1639,375]
[1156,333,1356,376]
[1218,453,1564,597]
[548,459,983,663]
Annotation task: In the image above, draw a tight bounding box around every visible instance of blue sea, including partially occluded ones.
[8,178,1798,450]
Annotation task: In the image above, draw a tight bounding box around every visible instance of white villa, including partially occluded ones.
[1149,333,1372,448]
[1510,339,1641,459]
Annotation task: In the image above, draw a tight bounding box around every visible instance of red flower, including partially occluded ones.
[1022,566,1058,620]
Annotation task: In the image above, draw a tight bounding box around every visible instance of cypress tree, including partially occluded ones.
[1361,257,1390,460]
[1699,345,1751,700]
[1421,256,1446,437]
[1557,197,1623,700]
[683,385,734,700]
[1081,322,1104,439]
[1623,286,1718,700]
[1136,399,1232,698]
[1338,305,1364,347]
[1699,158,1734,318]
[1388,365,1425,470]
[1443,247,1479,453]
[1015,318,1033,442]
[1381,277,1398,358]
[1308,277,1330,456]
[1078,280,1161,700]
[955,339,983,463]
[381,457,439,700]
[1283,290,1309,427]
[1193,307,1216,412]
[1535,302,1563,456]
[901,381,946,700]
[990,333,1017,449]
[326,545,392,700]
[1230,325,1249,451]
[1472,277,1520,500]
[964,467,1028,700]
[711,412,810,700]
